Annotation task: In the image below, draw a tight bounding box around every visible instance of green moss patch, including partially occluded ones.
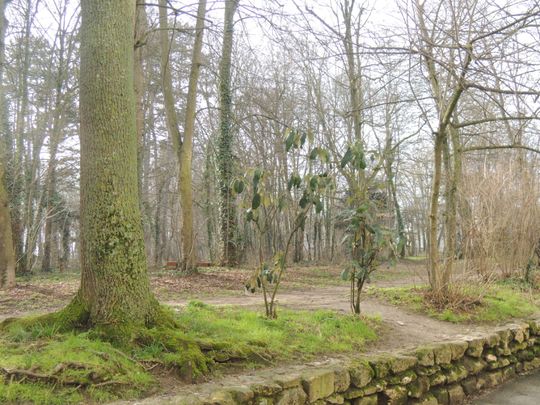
[369,284,539,323]
[1,302,377,403]
[0,333,153,404]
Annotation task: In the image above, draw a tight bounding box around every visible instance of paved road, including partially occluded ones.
[473,371,540,404]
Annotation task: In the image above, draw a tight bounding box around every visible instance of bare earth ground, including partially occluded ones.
[0,261,516,402]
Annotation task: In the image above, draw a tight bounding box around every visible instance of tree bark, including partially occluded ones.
[217,0,239,266]
[76,0,158,334]
[0,0,15,289]
[178,0,207,272]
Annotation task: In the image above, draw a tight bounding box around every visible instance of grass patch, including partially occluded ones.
[177,301,377,360]
[369,283,539,323]
[1,302,377,404]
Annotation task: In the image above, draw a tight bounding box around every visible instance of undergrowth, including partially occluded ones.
[369,282,539,323]
[0,302,377,404]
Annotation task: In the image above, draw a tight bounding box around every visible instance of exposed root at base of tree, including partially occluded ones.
[0,299,258,393]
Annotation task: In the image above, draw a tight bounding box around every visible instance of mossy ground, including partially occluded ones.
[368,281,539,323]
[0,302,377,404]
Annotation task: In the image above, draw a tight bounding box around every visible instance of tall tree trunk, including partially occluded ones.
[178,0,207,272]
[42,2,71,272]
[217,0,239,266]
[158,0,182,265]
[74,0,158,334]
[134,0,147,204]
[11,0,36,275]
[0,0,15,289]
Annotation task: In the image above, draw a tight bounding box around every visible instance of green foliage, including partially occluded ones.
[237,130,333,318]
[339,140,394,314]
[340,141,366,170]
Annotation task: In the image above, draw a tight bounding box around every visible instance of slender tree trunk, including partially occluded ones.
[134,0,147,204]
[75,0,158,334]
[11,0,35,275]
[178,0,207,272]
[0,0,14,289]
[59,212,70,272]
[158,0,183,266]
[43,7,71,272]
[217,0,239,266]
[428,132,444,291]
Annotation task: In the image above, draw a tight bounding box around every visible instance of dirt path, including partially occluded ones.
[164,285,491,353]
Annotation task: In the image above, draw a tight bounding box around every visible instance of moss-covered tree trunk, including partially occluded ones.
[75,0,158,335]
[217,0,239,266]
[0,0,15,289]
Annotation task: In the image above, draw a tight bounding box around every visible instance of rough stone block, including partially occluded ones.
[460,376,478,395]
[381,386,407,405]
[254,398,273,405]
[352,395,378,405]
[415,347,435,366]
[449,341,468,361]
[361,379,386,395]
[209,390,237,405]
[326,393,345,404]
[389,355,418,373]
[497,329,512,346]
[387,370,417,385]
[274,372,302,389]
[485,333,501,348]
[444,364,468,384]
[483,370,503,388]
[343,388,365,400]
[429,372,446,386]
[522,357,540,372]
[227,386,254,403]
[465,337,485,358]
[410,394,438,405]
[431,387,449,405]
[501,364,516,381]
[432,344,452,365]
[516,349,535,362]
[511,325,527,343]
[275,387,307,405]
[461,357,487,374]
[368,357,390,379]
[349,361,374,388]
[334,366,351,392]
[407,376,430,398]
[416,365,440,376]
[447,384,465,404]
[301,369,335,402]
[250,381,282,397]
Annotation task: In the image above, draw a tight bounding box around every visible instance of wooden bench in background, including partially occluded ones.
[163,261,214,270]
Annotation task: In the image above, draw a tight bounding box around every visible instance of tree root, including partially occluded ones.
[0,363,127,388]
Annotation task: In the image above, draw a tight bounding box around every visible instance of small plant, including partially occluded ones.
[234,128,331,318]
[339,141,394,314]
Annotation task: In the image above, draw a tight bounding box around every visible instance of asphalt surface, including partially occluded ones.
[473,371,540,404]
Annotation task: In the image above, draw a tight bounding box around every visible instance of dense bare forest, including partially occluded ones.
[1,0,539,291]
[0,1,540,404]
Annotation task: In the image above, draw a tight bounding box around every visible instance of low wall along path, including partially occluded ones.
[135,318,540,405]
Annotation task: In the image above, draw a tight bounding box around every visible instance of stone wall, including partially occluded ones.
[164,320,540,405]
